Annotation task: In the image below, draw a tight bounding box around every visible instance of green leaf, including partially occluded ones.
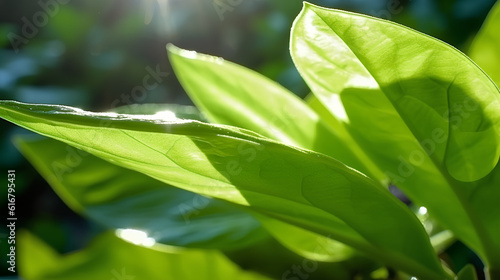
[455,264,477,280]
[16,136,267,250]
[290,2,500,268]
[19,231,271,280]
[0,100,448,279]
[469,1,500,87]
[257,215,354,262]
[167,47,374,263]
[292,2,500,182]
[167,44,386,183]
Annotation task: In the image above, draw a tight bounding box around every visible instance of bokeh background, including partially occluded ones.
[0,0,497,278]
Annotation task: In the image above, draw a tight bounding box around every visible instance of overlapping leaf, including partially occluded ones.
[290,2,500,269]
[167,45,365,263]
[167,44,385,183]
[0,100,448,279]
[16,136,267,249]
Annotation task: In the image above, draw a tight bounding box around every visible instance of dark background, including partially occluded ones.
[0,0,497,278]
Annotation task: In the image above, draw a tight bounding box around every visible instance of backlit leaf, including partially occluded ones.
[290,3,500,268]
[0,100,448,279]
[168,44,386,183]
[16,136,267,250]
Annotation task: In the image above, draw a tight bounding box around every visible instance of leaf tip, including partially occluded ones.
[302,1,312,8]
[166,43,180,56]
[302,1,335,13]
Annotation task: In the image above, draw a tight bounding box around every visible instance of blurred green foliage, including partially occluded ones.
[19,231,273,280]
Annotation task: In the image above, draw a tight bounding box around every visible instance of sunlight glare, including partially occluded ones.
[328,94,349,122]
[153,110,177,120]
[418,206,428,215]
[116,228,156,247]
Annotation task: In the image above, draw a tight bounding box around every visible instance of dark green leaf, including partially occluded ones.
[455,264,477,280]
[258,215,355,262]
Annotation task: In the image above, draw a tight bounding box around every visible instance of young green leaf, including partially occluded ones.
[290,2,500,268]
[0,100,449,279]
[16,136,267,250]
[469,1,500,87]
[167,44,386,183]
[19,231,271,280]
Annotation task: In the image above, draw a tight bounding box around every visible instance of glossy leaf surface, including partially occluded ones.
[290,3,500,267]
[0,100,447,279]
